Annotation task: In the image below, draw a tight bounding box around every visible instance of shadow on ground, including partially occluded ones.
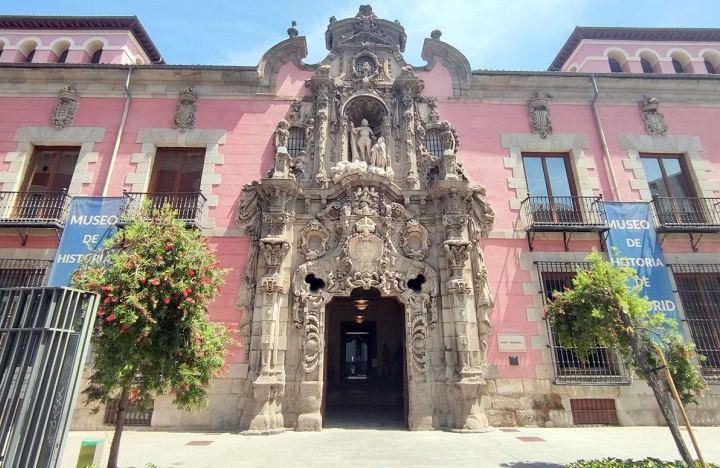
[499,463,566,468]
[323,405,406,430]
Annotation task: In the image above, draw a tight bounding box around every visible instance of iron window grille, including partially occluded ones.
[103,398,153,427]
[668,263,720,384]
[425,129,444,158]
[536,261,632,385]
[287,127,305,157]
[0,259,52,287]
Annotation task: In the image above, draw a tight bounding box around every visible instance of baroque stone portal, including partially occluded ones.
[235,5,495,433]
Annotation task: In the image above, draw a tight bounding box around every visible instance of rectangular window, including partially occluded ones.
[149,148,205,221]
[0,259,52,287]
[669,264,720,384]
[537,261,631,385]
[641,154,702,225]
[523,153,578,224]
[16,147,78,221]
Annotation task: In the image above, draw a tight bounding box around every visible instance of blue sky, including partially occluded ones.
[5,1,720,70]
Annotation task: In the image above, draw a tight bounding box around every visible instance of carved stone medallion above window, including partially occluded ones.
[640,96,668,137]
[50,86,79,130]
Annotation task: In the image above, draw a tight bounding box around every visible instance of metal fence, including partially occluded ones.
[522,195,607,230]
[668,263,720,384]
[119,191,206,229]
[0,287,98,468]
[0,259,52,288]
[536,261,632,385]
[104,398,153,427]
[652,196,720,232]
[0,191,72,227]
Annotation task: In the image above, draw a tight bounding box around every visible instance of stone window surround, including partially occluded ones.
[0,126,104,194]
[501,133,599,230]
[126,128,226,231]
[619,134,716,200]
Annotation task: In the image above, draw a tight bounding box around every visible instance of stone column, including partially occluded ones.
[295,293,326,431]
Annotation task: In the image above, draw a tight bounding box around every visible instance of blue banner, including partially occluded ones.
[603,202,681,329]
[48,197,123,287]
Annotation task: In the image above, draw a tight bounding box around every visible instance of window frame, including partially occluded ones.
[149,148,205,194]
[20,146,80,194]
[522,153,580,224]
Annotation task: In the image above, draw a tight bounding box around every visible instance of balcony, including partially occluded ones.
[118,192,206,229]
[0,191,71,228]
[651,197,720,251]
[522,195,609,251]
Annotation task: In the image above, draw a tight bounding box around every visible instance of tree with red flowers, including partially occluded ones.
[73,204,232,468]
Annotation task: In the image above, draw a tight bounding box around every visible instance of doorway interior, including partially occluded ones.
[323,288,407,429]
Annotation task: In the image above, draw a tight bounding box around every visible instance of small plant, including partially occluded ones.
[568,458,719,467]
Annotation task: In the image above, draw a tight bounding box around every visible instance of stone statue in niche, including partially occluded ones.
[370,136,387,170]
[350,118,376,162]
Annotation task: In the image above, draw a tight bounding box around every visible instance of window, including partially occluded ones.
[537,261,631,384]
[90,48,103,64]
[669,264,720,383]
[425,129,444,158]
[16,147,78,221]
[641,154,699,225]
[608,58,622,73]
[672,59,685,73]
[0,259,51,287]
[523,154,577,223]
[705,59,717,74]
[104,398,153,426]
[57,49,69,64]
[149,148,205,220]
[641,58,654,73]
[25,49,35,63]
[287,127,305,157]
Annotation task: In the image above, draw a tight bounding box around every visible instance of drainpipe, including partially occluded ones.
[590,74,621,201]
[102,66,133,197]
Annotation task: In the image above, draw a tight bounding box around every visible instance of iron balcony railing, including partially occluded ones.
[522,195,608,231]
[0,191,72,227]
[0,259,52,288]
[651,196,720,232]
[119,191,206,229]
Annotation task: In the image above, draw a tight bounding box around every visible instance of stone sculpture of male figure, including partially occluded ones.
[350,118,376,163]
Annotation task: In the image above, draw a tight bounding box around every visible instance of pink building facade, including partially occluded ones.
[0,10,719,431]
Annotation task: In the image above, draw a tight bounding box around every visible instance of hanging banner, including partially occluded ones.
[603,202,681,329]
[48,197,123,287]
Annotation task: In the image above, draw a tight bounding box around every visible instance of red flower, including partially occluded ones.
[171,227,177,233]
[151,279,159,286]
[105,313,116,322]
[182,289,190,297]
[120,324,128,333]
[217,286,222,292]
[101,285,113,292]
[97,309,105,316]
[165,244,173,251]
[201,276,210,284]
[164,297,171,304]
[188,269,195,276]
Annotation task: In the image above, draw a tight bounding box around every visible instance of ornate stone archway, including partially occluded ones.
[235,5,495,433]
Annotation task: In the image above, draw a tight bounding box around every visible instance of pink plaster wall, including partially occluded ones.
[275,62,313,97]
[417,65,453,98]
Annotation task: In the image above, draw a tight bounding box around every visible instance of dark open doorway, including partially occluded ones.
[323,288,407,429]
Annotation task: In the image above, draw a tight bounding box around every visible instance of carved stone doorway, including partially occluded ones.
[323,288,407,429]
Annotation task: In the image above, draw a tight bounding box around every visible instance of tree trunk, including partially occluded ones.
[619,309,695,465]
[107,386,129,468]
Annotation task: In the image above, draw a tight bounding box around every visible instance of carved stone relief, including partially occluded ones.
[401,219,430,260]
[50,86,79,130]
[641,96,668,136]
[528,92,552,138]
[172,86,198,133]
[298,219,330,260]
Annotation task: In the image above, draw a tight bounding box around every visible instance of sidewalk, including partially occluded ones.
[60,426,720,468]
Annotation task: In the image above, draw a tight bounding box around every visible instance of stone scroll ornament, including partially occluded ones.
[172,86,198,132]
[641,96,668,136]
[50,86,79,130]
[528,92,552,138]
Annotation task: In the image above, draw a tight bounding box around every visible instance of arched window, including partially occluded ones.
[425,129,444,158]
[287,127,305,157]
[641,58,654,73]
[672,58,685,73]
[608,58,622,73]
[705,59,717,74]
[90,48,103,64]
[25,49,36,63]
[57,49,69,63]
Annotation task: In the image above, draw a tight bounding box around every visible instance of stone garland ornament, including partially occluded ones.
[528,92,552,138]
[50,86,79,130]
[641,96,668,136]
[172,86,198,133]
